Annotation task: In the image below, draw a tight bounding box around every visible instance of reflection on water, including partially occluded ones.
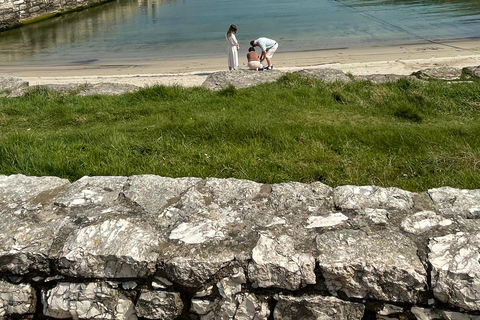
[0,0,479,65]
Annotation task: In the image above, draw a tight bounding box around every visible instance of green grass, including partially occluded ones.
[1,74,479,192]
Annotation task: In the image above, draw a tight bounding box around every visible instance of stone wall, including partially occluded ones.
[0,0,109,31]
[1,174,479,319]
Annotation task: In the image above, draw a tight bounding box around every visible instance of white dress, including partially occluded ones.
[226,32,239,69]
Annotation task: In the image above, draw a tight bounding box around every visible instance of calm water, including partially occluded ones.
[1,0,480,65]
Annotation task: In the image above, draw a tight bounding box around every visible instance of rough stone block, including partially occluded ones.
[57,219,160,278]
[274,295,364,320]
[248,234,316,291]
[428,187,480,218]
[42,282,136,319]
[333,185,415,211]
[316,229,427,303]
[135,291,183,320]
[0,281,36,317]
[428,232,480,311]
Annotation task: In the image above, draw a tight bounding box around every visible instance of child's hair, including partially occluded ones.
[248,47,255,52]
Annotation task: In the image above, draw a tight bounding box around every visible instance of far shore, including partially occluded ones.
[2,39,480,88]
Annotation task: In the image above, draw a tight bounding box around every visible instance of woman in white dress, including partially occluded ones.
[226,24,239,70]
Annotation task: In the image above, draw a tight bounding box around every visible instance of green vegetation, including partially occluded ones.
[1,74,479,192]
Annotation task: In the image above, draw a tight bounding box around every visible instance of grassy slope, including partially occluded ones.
[0,74,479,192]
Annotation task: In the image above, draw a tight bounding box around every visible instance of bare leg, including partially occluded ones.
[266,58,272,67]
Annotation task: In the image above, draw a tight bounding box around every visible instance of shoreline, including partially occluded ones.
[2,39,480,88]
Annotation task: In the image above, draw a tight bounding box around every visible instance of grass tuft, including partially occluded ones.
[393,107,423,123]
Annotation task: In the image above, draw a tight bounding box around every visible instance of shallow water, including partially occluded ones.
[1,0,480,65]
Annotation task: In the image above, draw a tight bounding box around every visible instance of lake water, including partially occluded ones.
[1,0,480,65]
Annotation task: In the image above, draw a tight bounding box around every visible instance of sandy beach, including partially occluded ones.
[2,39,480,87]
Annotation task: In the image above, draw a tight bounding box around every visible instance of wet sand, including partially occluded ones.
[2,39,480,87]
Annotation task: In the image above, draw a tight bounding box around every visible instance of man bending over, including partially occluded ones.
[250,37,278,70]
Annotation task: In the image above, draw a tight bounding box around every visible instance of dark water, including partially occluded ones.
[1,0,480,65]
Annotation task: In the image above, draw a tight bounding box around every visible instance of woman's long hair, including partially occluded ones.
[227,24,237,36]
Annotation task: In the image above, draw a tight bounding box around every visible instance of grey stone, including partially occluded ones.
[305,212,348,228]
[273,295,364,320]
[401,210,453,234]
[428,187,480,218]
[0,174,69,206]
[316,229,427,303]
[192,293,269,320]
[428,232,480,311]
[0,175,70,275]
[163,251,235,288]
[202,69,283,90]
[0,76,29,97]
[41,83,139,96]
[123,174,202,217]
[135,291,183,320]
[415,67,463,80]
[334,185,415,211]
[58,218,160,278]
[269,181,333,214]
[42,282,136,319]
[217,267,246,299]
[0,281,36,317]
[233,293,270,320]
[411,306,480,320]
[377,304,403,316]
[355,74,417,83]
[248,234,316,291]
[355,208,389,225]
[464,66,480,79]
[293,68,352,83]
[54,175,127,208]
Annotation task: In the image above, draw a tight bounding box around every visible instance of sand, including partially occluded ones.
[2,39,480,87]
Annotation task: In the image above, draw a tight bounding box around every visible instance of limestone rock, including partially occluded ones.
[411,306,480,320]
[0,174,70,275]
[333,185,415,211]
[163,251,236,288]
[293,68,352,83]
[0,174,69,206]
[464,66,480,79]
[191,299,217,315]
[58,219,159,278]
[202,69,284,90]
[305,212,348,228]
[428,187,480,218]
[274,295,365,320]
[355,74,416,83]
[54,175,127,208]
[269,181,333,214]
[0,281,36,317]
[42,282,136,319]
[414,67,463,80]
[0,76,29,97]
[428,232,480,311]
[217,267,246,300]
[41,83,139,96]
[233,293,270,320]
[123,174,202,217]
[135,291,183,319]
[316,229,426,303]
[401,210,453,234]
[248,234,316,291]
[191,293,269,320]
[355,208,389,225]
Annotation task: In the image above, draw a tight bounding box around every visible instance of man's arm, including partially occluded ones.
[259,51,267,62]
